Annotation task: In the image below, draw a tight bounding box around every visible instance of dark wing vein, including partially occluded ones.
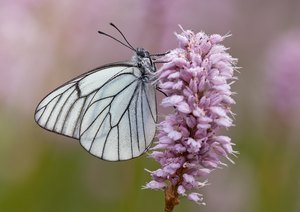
[72,98,87,137]
[88,112,110,151]
[142,86,156,122]
[52,89,77,131]
[128,110,133,158]
[134,86,140,151]
[81,104,111,136]
[113,81,141,126]
[141,84,147,149]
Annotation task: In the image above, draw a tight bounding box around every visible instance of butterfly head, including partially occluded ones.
[136,47,150,58]
[98,24,157,77]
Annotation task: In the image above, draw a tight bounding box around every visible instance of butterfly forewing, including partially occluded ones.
[34,63,157,161]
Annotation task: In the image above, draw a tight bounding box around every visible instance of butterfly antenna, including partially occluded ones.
[109,23,136,51]
[98,30,135,51]
[149,51,170,57]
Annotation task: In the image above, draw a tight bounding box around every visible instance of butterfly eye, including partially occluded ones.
[144,51,150,58]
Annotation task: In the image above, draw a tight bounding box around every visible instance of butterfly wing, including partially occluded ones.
[34,63,157,161]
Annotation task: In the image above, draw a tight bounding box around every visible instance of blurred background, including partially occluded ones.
[1,0,300,211]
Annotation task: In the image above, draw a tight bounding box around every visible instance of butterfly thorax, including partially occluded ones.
[132,48,156,83]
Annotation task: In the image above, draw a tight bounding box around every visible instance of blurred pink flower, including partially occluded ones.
[159,0,237,50]
[265,30,300,119]
[0,2,55,111]
[0,1,129,113]
[144,27,238,208]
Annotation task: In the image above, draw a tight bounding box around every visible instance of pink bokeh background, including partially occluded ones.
[1,0,300,211]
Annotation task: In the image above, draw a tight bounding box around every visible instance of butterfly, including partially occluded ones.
[34,23,165,161]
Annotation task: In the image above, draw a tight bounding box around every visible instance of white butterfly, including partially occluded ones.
[34,24,161,161]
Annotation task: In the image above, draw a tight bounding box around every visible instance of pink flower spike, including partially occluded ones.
[145,27,238,208]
